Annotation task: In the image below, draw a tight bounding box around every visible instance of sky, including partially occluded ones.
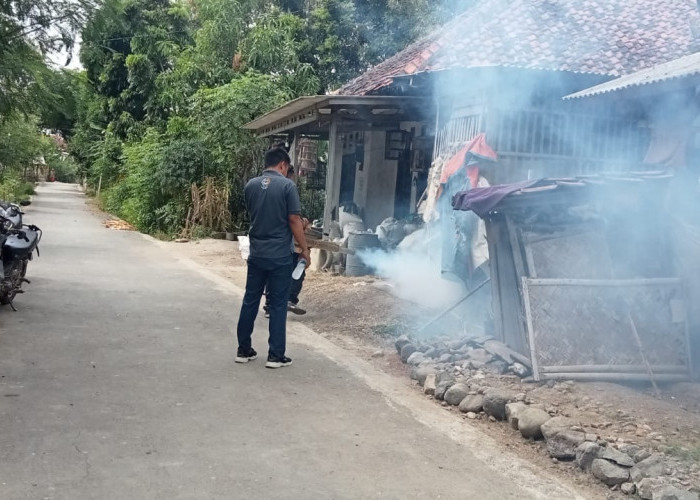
[46,29,84,70]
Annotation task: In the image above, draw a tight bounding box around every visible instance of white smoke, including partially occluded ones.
[358,227,466,311]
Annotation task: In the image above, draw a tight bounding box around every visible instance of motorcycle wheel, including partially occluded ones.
[0,260,22,305]
[20,260,27,278]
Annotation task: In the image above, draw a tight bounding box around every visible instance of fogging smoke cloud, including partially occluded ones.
[358,229,465,311]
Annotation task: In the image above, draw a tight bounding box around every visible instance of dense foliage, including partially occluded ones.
[2,0,475,234]
[0,0,90,199]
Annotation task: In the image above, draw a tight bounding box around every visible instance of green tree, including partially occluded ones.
[69,0,458,236]
[0,115,48,171]
[80,0,192,133]
[239,9,320,95]
[0,114,59,202]
[0,0,94,116]
[188,71,290,224]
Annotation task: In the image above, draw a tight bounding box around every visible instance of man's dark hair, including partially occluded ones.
[265,147,291,168]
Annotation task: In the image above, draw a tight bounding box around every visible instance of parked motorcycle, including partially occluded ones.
[0,201,23,228]
[0,207,41,310]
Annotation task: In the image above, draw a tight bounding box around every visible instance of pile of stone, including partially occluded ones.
[395,334,531,380]
[394,335,700,500]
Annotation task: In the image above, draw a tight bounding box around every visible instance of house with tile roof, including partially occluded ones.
[244,0,700,237]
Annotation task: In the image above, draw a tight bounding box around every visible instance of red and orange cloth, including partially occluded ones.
[437,133,497,200]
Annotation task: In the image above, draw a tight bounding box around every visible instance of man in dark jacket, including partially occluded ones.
[235,148,311,368]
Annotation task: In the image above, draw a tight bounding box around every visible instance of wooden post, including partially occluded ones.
[322,114,340,236]
[96,175,103,197]
[522,277,541,381]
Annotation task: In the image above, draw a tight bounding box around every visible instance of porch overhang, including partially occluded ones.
[243,95,431,137]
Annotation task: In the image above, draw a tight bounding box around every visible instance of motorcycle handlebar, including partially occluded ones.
[0,225,29,241]
[0,216,40,242]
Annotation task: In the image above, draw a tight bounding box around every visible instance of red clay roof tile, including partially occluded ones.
[338,0,700,95]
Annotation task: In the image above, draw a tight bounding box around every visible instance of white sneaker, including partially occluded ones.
[265,355,293,368]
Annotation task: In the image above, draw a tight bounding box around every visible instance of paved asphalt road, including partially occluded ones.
[0,184,585,500]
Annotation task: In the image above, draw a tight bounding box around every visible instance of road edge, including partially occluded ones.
[141,233,590,500]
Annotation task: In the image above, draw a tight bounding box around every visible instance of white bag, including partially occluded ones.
[238,235,250,261]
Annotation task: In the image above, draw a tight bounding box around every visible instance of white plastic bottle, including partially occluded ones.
[292,258,307,280]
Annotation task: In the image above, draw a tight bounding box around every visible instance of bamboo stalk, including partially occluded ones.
[539,373,688,383]
[541,365,687,374]
[526,278,681,287]
[628,312,661,397]
[418,278,491,334]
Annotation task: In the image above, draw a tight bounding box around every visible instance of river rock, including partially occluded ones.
[637,478,668,500]
[410,364,436,385]
[444,383,470,406]
[541,416,583,459]
[435,380,455,400]
[634,449,653,463]
[631,455,668,483]
[459,394,484,413]
[434,371,456,400]
[621,482,636,495]
[510,362,530,377]
[395,335,411,354]
[467,348,493,363]
[591,458,630,486]
[575,442,601,470]
[447,338,467,350]
[484,359,509,374]
[423,373,437,395]
[620,444,642,457]
[406,352,427,366]
[546,430,586,460]
[600,447,636,467]
[437,371,456,384]
[424,347,439,359]
[483,389,514,421]
[505,402,528,429]
[518,408,551,439]
[650,485,699,500]
[400,343,417,363]
[541,416,575,440]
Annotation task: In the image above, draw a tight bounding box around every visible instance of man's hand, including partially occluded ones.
[289,214,311,269]
[300,248,311,269]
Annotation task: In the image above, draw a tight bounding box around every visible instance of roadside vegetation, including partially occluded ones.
[0,0,86,200]
[2,0,476,234]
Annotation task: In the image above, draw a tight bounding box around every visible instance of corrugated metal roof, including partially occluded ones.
[564,52,700,99]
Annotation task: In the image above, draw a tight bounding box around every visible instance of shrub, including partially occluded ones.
[0,173,35,203]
